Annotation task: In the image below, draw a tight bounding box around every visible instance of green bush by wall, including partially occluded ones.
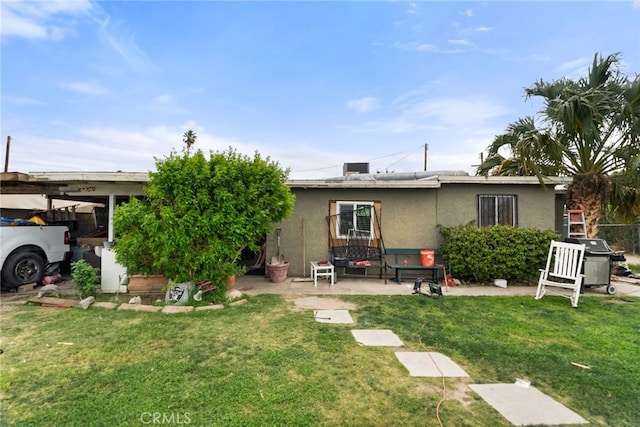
[439,225,560,283]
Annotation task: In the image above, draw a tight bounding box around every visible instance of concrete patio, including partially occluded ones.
[234,273,640,298]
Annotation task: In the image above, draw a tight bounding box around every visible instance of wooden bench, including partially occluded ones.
[385,248,446,284]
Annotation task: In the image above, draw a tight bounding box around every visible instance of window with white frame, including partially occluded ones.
[336,201,374,239]
[478,195,517,226]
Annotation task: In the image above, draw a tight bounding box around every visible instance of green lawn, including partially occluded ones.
[1,294,639,426]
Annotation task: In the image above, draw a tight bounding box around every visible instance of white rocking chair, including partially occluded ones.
[535,240,586,308]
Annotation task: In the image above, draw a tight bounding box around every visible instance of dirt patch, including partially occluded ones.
[605,298,635,305]
[416,377,475,407]
[288,296,358,311]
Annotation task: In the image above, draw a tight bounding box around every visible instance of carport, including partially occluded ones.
[1,171,148,241]
[1,171,149,290]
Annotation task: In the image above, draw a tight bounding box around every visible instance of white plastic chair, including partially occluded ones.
[535,240,586,308]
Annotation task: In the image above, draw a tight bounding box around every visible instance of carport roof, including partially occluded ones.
[0,171,149,204]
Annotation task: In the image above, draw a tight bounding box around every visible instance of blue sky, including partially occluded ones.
[2,1,640,179]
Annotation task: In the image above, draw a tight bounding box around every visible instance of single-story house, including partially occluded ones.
[266,170,571,277]
[1,169,572,280]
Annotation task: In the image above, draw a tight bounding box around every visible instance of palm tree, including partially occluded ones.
[478,53,640,237]
[475,116,563,177]
[182,130,197,154]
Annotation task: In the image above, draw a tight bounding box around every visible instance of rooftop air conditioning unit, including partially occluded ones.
[343,162,369,176]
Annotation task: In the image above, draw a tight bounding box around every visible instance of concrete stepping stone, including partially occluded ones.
[395,352,469,377]
[351,329,403,346]
[313,310,353,324]
[294,297,357,310]
[469,383,588,426]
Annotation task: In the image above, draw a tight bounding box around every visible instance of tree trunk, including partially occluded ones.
[565,174,610,238]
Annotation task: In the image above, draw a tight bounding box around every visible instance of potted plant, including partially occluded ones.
[112,132,295,301]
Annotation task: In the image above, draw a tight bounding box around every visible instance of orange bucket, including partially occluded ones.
[420,249,434,267]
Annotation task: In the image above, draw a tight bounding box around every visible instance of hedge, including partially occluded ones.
[438,225,560,283]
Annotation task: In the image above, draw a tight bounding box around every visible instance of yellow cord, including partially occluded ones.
[418,320,446,427]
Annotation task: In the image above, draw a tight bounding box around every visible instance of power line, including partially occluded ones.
[384,144,425,170]
[293,144,426,174]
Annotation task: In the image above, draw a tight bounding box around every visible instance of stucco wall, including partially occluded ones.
[266,188,442,277]
[435,183,558,230]
[268,183,560,277]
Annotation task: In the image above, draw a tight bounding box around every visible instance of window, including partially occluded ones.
[336,201,374,239]
[478,195,517,226]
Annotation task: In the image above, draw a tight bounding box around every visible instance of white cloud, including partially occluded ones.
[557,56,591,79]
[153,94,174,105]
[474,26,494,33]
[1,0,156,73]
[411,98,507,125]
[2,95,45,105]
[558,57,589,72]
[0,7,47,39]
[392,41,437,52]
[95,14,157,73]
[346,96,381,113]
[460,26,495,35]
[448,39,473,46]
[350,94,508,136]
[0,0,92,41]
[6,124,266,174]
[416,43,437,52]
[8,126,183,173]
[59,80,108,96]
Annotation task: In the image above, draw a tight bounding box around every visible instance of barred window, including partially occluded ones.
[478,195,517,226]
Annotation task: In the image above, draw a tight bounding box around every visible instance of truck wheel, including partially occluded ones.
[1,252,45,289]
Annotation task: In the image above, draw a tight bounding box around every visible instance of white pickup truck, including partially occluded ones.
[0,219,71,289]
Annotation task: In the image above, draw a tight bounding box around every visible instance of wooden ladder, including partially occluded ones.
[567,210,587,238]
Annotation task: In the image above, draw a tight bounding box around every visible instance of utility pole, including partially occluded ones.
[424,143,428,171]
[4,136,11,173]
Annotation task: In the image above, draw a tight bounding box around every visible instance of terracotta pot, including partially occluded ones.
[226,275,236,289]
[127,274,169,294]
[267,262,289,283]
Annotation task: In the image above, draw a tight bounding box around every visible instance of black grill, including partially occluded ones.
[564,237,626,295]
[565,238,613,255]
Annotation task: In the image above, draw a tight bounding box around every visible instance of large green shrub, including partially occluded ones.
[110,198,157,275]
[71,259,100,298]
[113,142,295,295]
[439,225,560,283]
